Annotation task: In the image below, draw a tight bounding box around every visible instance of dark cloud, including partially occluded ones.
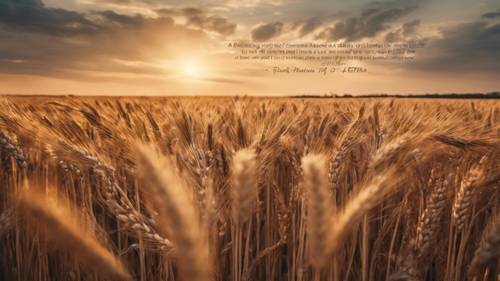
[187,15,237,36]
[482,9,500,19]
[0,1,235,38]
[0,20,203,77]
[409,22,500,72]
[94,10,146,27]
[366,0,421,10]
[97,0,134,4]
[316,5,417,42]
[181,7,205,16]
[156,7,204,17]
[401,19,420,36]
[385,19,420,42]
[0,0,174,37]
[0,0,238,82]
[0,0,208,80]
[157,7,236,36]
[0,0,100,36]
[251,22,284,42]
[297,17,323,37]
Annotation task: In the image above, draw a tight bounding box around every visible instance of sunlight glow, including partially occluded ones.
[182,60,203,78]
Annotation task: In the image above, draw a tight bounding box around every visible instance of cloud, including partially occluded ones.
[482,9,500,19]
[186,15,237,36]
[297,17,323,37]
[156,7,204,17]
[95,0,134,4]
[156,7,237,36]
[0,0,243,82]
[0,20,205,77]
[385,19,420,42]
[316,5,418,42]
[251,22,284,41]
[94,10,146,27]
[0,0,101,36]
[0,0,236,38]
[409,21,500,72]
[0,0,210,81]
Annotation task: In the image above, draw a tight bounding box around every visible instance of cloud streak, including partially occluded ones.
[408,21,500,72]
[251,22,284,41]
[0,0,101,36]
[186,15,237,36]
[482,9,500,19]
[316,5,418,42]
[385,19,421,42]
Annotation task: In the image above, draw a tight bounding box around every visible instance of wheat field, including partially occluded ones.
[0,96,498,281]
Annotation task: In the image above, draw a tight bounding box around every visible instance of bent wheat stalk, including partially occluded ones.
[326,171,394,257]
[16,188,132,281]
[136,145,211,281]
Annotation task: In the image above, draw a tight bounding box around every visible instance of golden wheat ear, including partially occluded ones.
[452,157,487,231]
[231,149,258,224]
[135,144,211,281]
[16,188,133,281]
[301,154,332,267]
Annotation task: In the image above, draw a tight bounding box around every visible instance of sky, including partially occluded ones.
[0,0,499,96]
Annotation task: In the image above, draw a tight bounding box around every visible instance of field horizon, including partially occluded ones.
[1,91,499,99]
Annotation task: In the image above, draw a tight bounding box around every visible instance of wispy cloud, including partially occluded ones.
[251,22,284,41]
[315,5,418,42]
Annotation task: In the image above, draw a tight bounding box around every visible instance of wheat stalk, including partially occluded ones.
[452,158,486,230]
[468,214,500,278]
[326,173,392,256]
[394,171,450,280]
[231,149,258,224]
[415,172,449,255]
[0,208,14,237]
[16,188,132,281]
[136,144,211,281]
[302,154,332,267]
[0,130,28,168]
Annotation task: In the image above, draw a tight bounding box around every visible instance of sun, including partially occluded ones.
[182,60,203,78]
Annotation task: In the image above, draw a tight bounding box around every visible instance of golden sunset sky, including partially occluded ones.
[0,0,499,95]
